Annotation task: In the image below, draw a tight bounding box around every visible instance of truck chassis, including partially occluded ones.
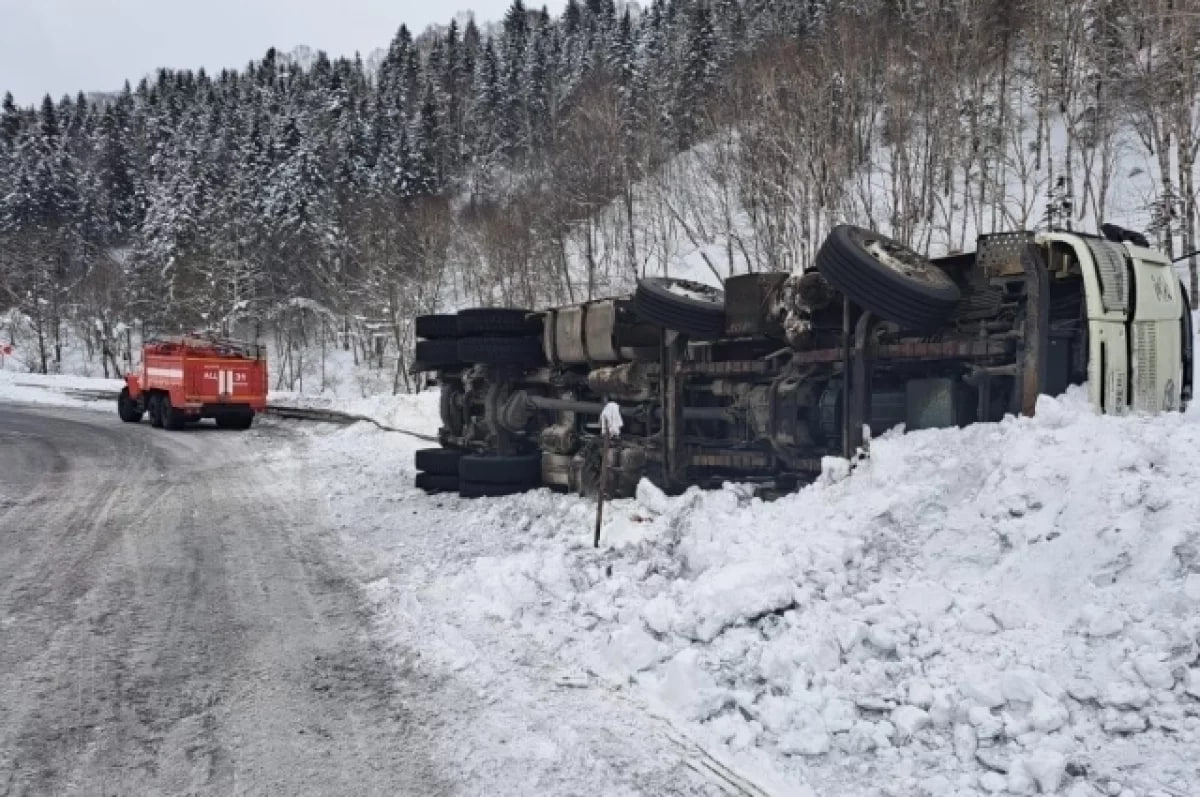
[413,226,1192,498]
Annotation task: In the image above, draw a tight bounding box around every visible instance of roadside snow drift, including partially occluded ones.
[0,371,121,410]
[336,388,1200,796]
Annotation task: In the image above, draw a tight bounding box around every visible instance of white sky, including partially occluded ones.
[0,0,567,106]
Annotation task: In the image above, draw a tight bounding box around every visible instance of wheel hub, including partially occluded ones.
[864,240,952,287]
[663,280,723,303]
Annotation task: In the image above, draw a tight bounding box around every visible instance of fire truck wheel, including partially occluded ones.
[117,388,143,423]
[633,277,727,340]
[458,453,542,484]
[148,394,164,428]
[415,472,459,493]
[458,480,536,499]
[161,396,186,431]
[456,336,544,367]
[816,225,961,331]
[414,447,463,476]
[456,308,543,337]
[415,314,459,340]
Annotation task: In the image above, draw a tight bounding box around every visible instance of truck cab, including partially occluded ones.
[1046,232,1189,414]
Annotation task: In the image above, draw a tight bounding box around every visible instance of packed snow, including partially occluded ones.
[309,388,1200,796]
[0,370,121,410]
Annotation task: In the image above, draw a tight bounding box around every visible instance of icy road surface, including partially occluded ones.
[0,403,724,797]
[0,404,450,794]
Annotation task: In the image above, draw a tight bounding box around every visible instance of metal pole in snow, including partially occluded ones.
[594,432,609,549]
[594,402,623,549]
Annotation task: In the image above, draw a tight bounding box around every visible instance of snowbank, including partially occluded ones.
[270,388,442,433]
[341,388,1200,796]
[0,371,122,410]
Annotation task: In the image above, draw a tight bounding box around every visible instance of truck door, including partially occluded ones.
[194,362,222,401]
[1125,245,1185,412]
[1082,239,1132,413]
[1064,233,1186,413]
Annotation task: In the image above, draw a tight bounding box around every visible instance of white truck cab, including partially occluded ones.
[1037,231,1190,414]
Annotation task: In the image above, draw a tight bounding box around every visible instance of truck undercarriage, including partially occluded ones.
[413,226,1192,499]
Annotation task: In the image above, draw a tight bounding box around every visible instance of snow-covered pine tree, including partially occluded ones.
[674,0,719,148]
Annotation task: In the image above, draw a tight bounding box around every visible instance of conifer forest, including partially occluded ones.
[2,0,1199,386]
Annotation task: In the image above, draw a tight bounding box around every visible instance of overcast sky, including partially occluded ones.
[0,0,566,106]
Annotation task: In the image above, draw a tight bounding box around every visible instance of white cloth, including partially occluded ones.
[600,402,623,438]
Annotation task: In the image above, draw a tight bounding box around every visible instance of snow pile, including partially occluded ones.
[0,371,121,410]
[415,389,1200,795]
[271,388,442,432]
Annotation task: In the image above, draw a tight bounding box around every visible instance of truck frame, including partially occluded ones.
[411,225,1193,498]
[117,336,268,431]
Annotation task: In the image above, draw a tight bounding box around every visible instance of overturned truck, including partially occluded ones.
[412,226,1193,498]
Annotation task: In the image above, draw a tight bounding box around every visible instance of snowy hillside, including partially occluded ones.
[318,389,1200,796]
[555,119,1177,295]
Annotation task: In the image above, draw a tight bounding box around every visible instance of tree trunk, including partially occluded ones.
[584,215,597,301]
[1179,138,1198,306]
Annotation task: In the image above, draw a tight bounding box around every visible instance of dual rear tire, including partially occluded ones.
[412,448,542,498]
[414,447,462,494]
[145,392,185,430]
[415,308,546,372]
[147,393,164,428]
[161,396,186,431]
[457,453,541,498]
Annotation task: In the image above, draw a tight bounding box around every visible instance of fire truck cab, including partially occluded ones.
[118,336,268,430]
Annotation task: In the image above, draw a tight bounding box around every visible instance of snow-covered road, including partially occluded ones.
[4,374,1199,796]
[0,396,729,796]
[0,404,453,795]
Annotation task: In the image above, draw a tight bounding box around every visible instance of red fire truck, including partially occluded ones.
[117,336,268,430]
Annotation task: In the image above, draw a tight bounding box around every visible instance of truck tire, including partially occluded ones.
[816,225,961,331]
[458,480,536,499]
[456,308,542,337]
[414,447,463,476]
[633,277,727,340]
[161,395,186,431]
[457,336,544,367]
[117,387,143,423]
[415,472,459,493]
[458,453,542,485]
[416,314,459,340]
[148,393,164,428]
[415,339,460,370]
